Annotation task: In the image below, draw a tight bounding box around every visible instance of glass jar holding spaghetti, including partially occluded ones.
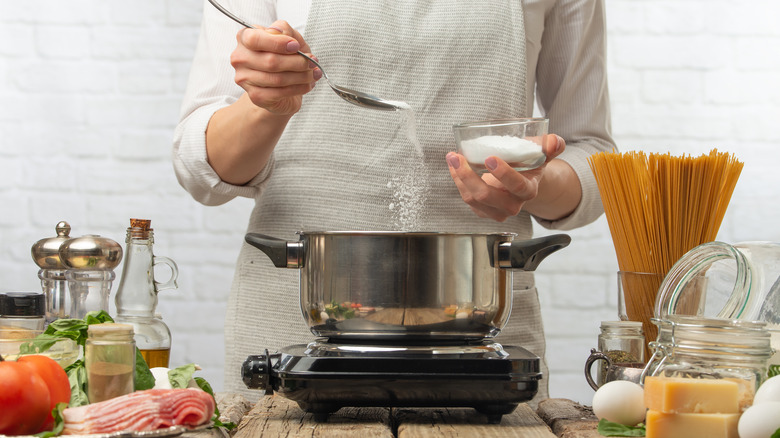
[589,149,744,358]
[645,315,773,410]
[654,241,780,377]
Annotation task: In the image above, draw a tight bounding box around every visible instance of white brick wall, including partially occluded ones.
[1,0,779,406]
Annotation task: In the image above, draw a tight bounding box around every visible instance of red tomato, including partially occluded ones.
[0,359,51,435]
[17,355,71,432]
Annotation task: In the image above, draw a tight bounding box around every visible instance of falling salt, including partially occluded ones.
[387,103,428,231]
[460,135,544,166]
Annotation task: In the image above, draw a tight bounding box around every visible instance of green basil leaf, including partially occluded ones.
[66,360,89,407]
[45,318,87,334]
[43,310,115,347]
[84,310,114,326]
[168,363,198,389]
[134,348,155,391]
[597,419,646,437]
[771,427,780,438]
[35,402,68,438]
[195,376,214,397]
[19,333,61,355]
[194,377,236,431]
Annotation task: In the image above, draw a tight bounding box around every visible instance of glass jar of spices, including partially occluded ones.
[586,321,646,389]
[598,320,646,365]
[85,323,136,403]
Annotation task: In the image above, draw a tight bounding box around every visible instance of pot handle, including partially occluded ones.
[496,233,571,270]
[245,233,304,268]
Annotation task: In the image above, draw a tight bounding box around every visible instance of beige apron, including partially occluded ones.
[225,0,549,404]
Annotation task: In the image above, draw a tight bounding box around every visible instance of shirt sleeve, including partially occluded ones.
[172,0,279,206]
[531,0,616,230]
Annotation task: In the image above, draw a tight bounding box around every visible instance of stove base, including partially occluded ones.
[243,342,541,423]
[285,378,535,423]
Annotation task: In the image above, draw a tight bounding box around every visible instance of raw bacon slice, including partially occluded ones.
[61,388,215,435]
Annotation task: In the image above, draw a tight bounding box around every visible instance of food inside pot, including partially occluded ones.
[310,302,496,326]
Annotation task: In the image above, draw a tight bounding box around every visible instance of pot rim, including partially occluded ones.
[296,231,518,237]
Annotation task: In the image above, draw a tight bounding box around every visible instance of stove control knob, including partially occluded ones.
[242,350,278,391]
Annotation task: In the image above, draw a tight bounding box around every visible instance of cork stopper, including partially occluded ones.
[130,219,151,230]
[128,219,153,240]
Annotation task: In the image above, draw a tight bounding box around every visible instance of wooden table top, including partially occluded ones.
[224,395,602,438]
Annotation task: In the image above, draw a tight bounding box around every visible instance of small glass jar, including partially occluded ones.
[85,323,136,403]
[595,321,645,386]
[0,292,46,335]
[599,320,646,363]
[646,315,773,407]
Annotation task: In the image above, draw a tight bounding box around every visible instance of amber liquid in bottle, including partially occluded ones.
[140,348,171,368]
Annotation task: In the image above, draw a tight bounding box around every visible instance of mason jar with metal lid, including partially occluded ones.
[645,315,774,408]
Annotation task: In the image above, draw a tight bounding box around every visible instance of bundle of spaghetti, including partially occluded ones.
[589,149,743,349]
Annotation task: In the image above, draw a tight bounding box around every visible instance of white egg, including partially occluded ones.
[591,380,646,426]
[150,367,173,389]
[755,375,780,404]
[737,401,780,438]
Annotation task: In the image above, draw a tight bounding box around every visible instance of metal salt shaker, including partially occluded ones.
[31,221,72,325]
[59,234,123,320]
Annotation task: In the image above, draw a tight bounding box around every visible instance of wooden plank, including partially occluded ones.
[233,395,394,438]
[535,399,601,438]
[215,392,253,427]
[395,405,557,438]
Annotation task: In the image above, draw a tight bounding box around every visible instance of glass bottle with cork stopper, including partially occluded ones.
[85,323,136,403]
[113,219,178,368]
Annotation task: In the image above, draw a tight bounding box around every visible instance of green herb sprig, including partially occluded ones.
[597,419,646,437]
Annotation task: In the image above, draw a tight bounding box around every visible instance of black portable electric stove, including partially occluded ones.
[241,339,541,423]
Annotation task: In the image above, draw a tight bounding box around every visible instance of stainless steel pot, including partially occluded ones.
[245,231,570,342]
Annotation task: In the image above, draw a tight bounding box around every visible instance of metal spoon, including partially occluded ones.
[206,0,406,111]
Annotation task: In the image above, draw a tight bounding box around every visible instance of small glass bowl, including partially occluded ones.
[453,118,549,173]
[0,329,79,368]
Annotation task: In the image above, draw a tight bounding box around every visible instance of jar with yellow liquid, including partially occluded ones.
[113,219,178,368]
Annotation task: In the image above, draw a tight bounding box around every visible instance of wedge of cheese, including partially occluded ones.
[645,409,739,438]
[644,376,740,413]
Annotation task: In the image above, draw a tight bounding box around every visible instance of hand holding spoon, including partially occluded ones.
[206,0,407,111]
